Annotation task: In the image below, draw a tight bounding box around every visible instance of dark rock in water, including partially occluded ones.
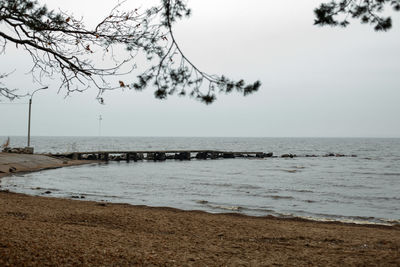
[256,152,273,158]
[128,152,143,162]
[223,153,235,159]
[44,191,51,194]
[196,152,208,160]
[281,154,296,158]
[166,154,175,160]
[80,195,86,199]
[146,153,155,160]
[325,153,335,157]
[87,154,97,160]
[128,153,144,161]
[101,153,110,161]
[174,152,191,160]
[3,147,34,154]
[335,154,345,157]
[154,152,166,161]
[209,152,220,159]
[71,195,80,199]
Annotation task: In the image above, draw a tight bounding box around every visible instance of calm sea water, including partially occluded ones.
[1,136,399,225]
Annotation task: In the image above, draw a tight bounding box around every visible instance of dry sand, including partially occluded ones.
[0,153,399,266]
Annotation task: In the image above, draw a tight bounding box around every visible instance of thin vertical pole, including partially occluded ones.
[26,86,48,148]
[98,115,102,137]
[27,98,32,147]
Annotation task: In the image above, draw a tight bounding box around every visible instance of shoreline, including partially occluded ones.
[2,188,399,228]
[0,152,399,265]
[1,190,399,265]
[1,152,398,227]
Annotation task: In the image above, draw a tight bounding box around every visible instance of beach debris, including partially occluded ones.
[2,147,34,154]
[1,137,10,151]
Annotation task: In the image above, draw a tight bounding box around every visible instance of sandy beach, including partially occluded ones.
[0,153,399,266]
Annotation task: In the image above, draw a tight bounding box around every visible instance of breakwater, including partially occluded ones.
[49,150,357,162]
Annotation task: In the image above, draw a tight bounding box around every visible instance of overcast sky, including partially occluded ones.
[1,0,399,137]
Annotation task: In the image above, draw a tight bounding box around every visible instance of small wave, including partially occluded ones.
[275,211,399,226]
[383,172,400,176]
[371,196,400,201]
[31,187,61,192]
[197,200,243,212]
[351,171,400,177]
[283,170,298,173]
[237,184,263,190]
[291,166,306,169]
[327,183,378,190]
[209,204,242,211]
[227,172,243,175]
[287,189,314,193]
[268,195,295,200]
[313,216,399,226]
[191,182,232,188]
[329,194,400,202]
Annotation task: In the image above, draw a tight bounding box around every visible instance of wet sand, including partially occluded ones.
[0,153,399,266]
[0,152,93,178]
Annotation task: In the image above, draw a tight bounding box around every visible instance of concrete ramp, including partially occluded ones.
[0,153,89,178]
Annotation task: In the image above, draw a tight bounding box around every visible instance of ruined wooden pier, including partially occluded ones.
[50,150,274,162]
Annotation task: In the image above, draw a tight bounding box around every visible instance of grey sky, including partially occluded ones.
[1,0,399,137]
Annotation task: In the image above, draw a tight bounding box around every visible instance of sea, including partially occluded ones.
[1,136,399,225]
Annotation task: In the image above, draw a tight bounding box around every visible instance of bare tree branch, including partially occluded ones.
[0,0,260,104]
